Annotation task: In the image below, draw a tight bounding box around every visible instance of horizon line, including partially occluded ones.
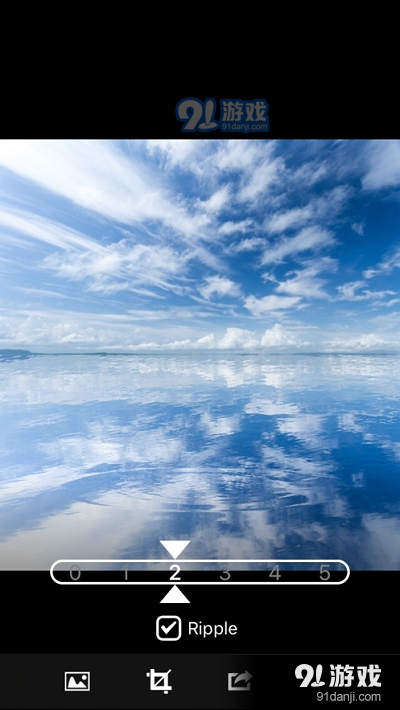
[1,348,399,357]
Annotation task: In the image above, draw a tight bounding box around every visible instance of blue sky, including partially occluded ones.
[0,139,400,352]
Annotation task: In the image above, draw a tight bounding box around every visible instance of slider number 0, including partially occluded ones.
[69,565,81,581]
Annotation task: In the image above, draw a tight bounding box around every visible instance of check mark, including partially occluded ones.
[161,621,177,635]
[156,615,181,641]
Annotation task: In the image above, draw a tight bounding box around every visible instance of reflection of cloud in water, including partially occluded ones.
[351,471,364,487]
[0,461,396,569]
[0,483,341,569]
[278,414,335,451]
[0,464,100,503]
[0,353,399,570]
[200,412,241,436]
[362,513,400,569]
[338,413,365,434]
[339,411,400,463]
[1,353,399,406]
[323,355,400,383]
[261,445,334,478]
[261,371,292,389]
[0,425,223,503]
[326,513,400,570]
[43,423,184,466]
[260,444,353,520]
[390,442,400,460]
[245,399,299,416]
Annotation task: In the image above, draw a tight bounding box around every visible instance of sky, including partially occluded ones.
[0,138,400,353]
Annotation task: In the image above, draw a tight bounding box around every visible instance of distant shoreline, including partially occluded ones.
[0,348,399,358]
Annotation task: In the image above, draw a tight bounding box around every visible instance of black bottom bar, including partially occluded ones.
[1,571,398,655]
[0,653,393,709]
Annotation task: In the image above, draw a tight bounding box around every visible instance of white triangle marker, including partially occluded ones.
[160,585,190,604]
[160,540,190,559]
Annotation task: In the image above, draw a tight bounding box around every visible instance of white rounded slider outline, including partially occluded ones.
[50,558,350,584]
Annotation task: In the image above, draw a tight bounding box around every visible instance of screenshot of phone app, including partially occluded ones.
[0,125,398,706]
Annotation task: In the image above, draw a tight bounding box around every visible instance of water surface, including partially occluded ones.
[1,352,399,570]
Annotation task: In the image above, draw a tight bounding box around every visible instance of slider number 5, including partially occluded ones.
[320,564,330,580]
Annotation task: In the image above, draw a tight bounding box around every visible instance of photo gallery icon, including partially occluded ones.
[64,672,90,691]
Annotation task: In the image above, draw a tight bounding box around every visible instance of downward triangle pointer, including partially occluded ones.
[160,585,190,603]
[160,540,190,559]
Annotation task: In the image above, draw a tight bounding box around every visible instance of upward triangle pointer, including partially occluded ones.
[160,585,190,604]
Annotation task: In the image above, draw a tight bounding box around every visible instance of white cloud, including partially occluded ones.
[244,294,301,316]
[337,281,367,299]
[351,222,364,236]
[161,339,192,349]
[363,246,400,280]
[197,185,231,214]
[267,205,313,233]
[260,324,299,347]
[0,140,214,247]
[363,268,377,279]
[312,186,351,220]
[0,140,151,223]
[265,186,350,235]
[44,241,189,295]
[196,333,215,347]
[384,298,400,307]
[146,139,209,174]
[199,275,241,300]
[0,205,103,252]
[292,161,328,187]
[362,140,400,190]
[238,157,283,203]
[324,333,396,351]
[219,218,254,235]
[337,281,396,301]
[261,226,335,265]
[276,260,334,300]
[217,327,259,350]
[234,237,265,252]
[214,141,265,172]
[213,142,285,205]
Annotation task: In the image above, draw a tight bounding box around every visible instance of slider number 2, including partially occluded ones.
[170,564,181,581]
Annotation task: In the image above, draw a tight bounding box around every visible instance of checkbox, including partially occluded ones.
[156,615,182,641]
